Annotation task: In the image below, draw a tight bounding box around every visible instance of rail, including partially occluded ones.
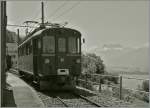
[75,94,104,107]
[77,73,149,100]
[56,96,69,107]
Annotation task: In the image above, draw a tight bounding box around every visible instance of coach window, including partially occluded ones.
[28,43,30,55]
[20,47,22,56]
[68,37,80,54]
[22,46,25,56]
[20,48,22,56]
[38,39,41,49]
[18,49,20,57]
[58,37,66,53]
[77,37,80,53]
[29,41,32,54]
[26,44,28,55]
[21,47,23,56]
[43,36,55,53]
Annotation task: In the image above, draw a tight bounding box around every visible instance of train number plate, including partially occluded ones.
[57,69,69,75]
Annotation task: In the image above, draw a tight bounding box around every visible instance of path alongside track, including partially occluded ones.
[6,72,44,107]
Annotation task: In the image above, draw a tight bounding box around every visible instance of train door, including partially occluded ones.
[42,35,56,75]
[33,38,41,76]
[56,36,69,75]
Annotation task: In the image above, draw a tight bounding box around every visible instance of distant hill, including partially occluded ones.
[95,44,149,73]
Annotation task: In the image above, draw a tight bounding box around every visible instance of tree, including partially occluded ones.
[81,53,105,74]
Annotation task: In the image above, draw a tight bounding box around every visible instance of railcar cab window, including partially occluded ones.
[58,37,66,53]
[43,36,55,53]
[68,37,80,54]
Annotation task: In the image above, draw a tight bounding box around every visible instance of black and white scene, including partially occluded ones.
[1,0,149,107]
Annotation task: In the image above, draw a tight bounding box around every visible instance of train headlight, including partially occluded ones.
[60,58,64,62]
[76,59,81,63]
[45,58,50,64]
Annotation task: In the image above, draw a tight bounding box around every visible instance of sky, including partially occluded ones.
[7,0,149,52]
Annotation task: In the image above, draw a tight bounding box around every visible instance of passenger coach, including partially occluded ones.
[18,27,82,90]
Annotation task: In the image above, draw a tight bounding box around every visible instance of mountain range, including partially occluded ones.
[89,44,149,73]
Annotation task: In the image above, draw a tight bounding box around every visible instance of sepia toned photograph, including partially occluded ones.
[1,0,149,107]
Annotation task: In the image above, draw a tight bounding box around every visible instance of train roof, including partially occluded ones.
[18,27,81,48]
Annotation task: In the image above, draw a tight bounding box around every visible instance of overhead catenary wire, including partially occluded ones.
[51,0,81,21]
[6,1,80,32]
[7,24,37,28]
[32,1,48,22]
[28,24,39,34]
[47,0,70,20]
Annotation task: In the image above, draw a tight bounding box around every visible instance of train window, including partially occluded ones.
[43,36,55,53]
[26,44,28,55]
[20,47,22,56]
[20,48,21,56]
[27,43,30,55]
[68,37,77,53]
[29,41,32,54]
[22,46,25,56]
[21,47,23,56]
[33,39,41,54]
[68,37,80,54]
[38,40,41,49]
[77,37,80,53]
[58,37,66,53]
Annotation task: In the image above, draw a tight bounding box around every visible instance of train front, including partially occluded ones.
[40,28,81,90]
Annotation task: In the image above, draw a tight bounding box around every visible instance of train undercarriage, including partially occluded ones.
[19,70,77,91]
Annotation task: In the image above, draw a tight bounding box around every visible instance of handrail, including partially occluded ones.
[82,73,149,81]
[121,76,149,81]
[123,87,149,94]
[78,79,99,85]
[83,73,119,78]
[78,76,150,94]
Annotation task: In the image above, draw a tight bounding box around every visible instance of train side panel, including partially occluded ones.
[18,54,34,74]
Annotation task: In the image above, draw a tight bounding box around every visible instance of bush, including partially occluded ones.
[109,76,119,84]
[142,80,149,92]
[81,53,105,74]
[135,80,149,102]
[142,93,149,102]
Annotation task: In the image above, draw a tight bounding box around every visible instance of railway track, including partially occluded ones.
[9,68,104,107]
[37,91,103,107]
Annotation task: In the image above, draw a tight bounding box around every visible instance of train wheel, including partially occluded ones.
[18,71,25,78]
[33,76,40,91]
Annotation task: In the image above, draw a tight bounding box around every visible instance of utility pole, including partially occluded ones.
[41,1,45,28]
[1,1,7,106]
[17,29,19,45]
[17,29,19,69]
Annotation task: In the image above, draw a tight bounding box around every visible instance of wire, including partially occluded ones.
[32,1,47,22]
[7,24,36,28]
[33,0,47,19]
[47,0,70,20]
[28,23,39,33]
[51,1,81,21]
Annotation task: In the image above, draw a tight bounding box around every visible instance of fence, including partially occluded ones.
[77,73,149,100]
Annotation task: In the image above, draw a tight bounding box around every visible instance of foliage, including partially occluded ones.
[135,80,149,102]
[106,73,119,84]
[81,53,105,74]
[142,80,149,92]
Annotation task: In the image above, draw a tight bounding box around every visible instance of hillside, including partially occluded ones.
[96,44,149,73]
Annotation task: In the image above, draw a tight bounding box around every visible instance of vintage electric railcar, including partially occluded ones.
[18,27,81,90]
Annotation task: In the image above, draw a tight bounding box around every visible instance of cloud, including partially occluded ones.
[132,43,149,49]
[102,44,123,51]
